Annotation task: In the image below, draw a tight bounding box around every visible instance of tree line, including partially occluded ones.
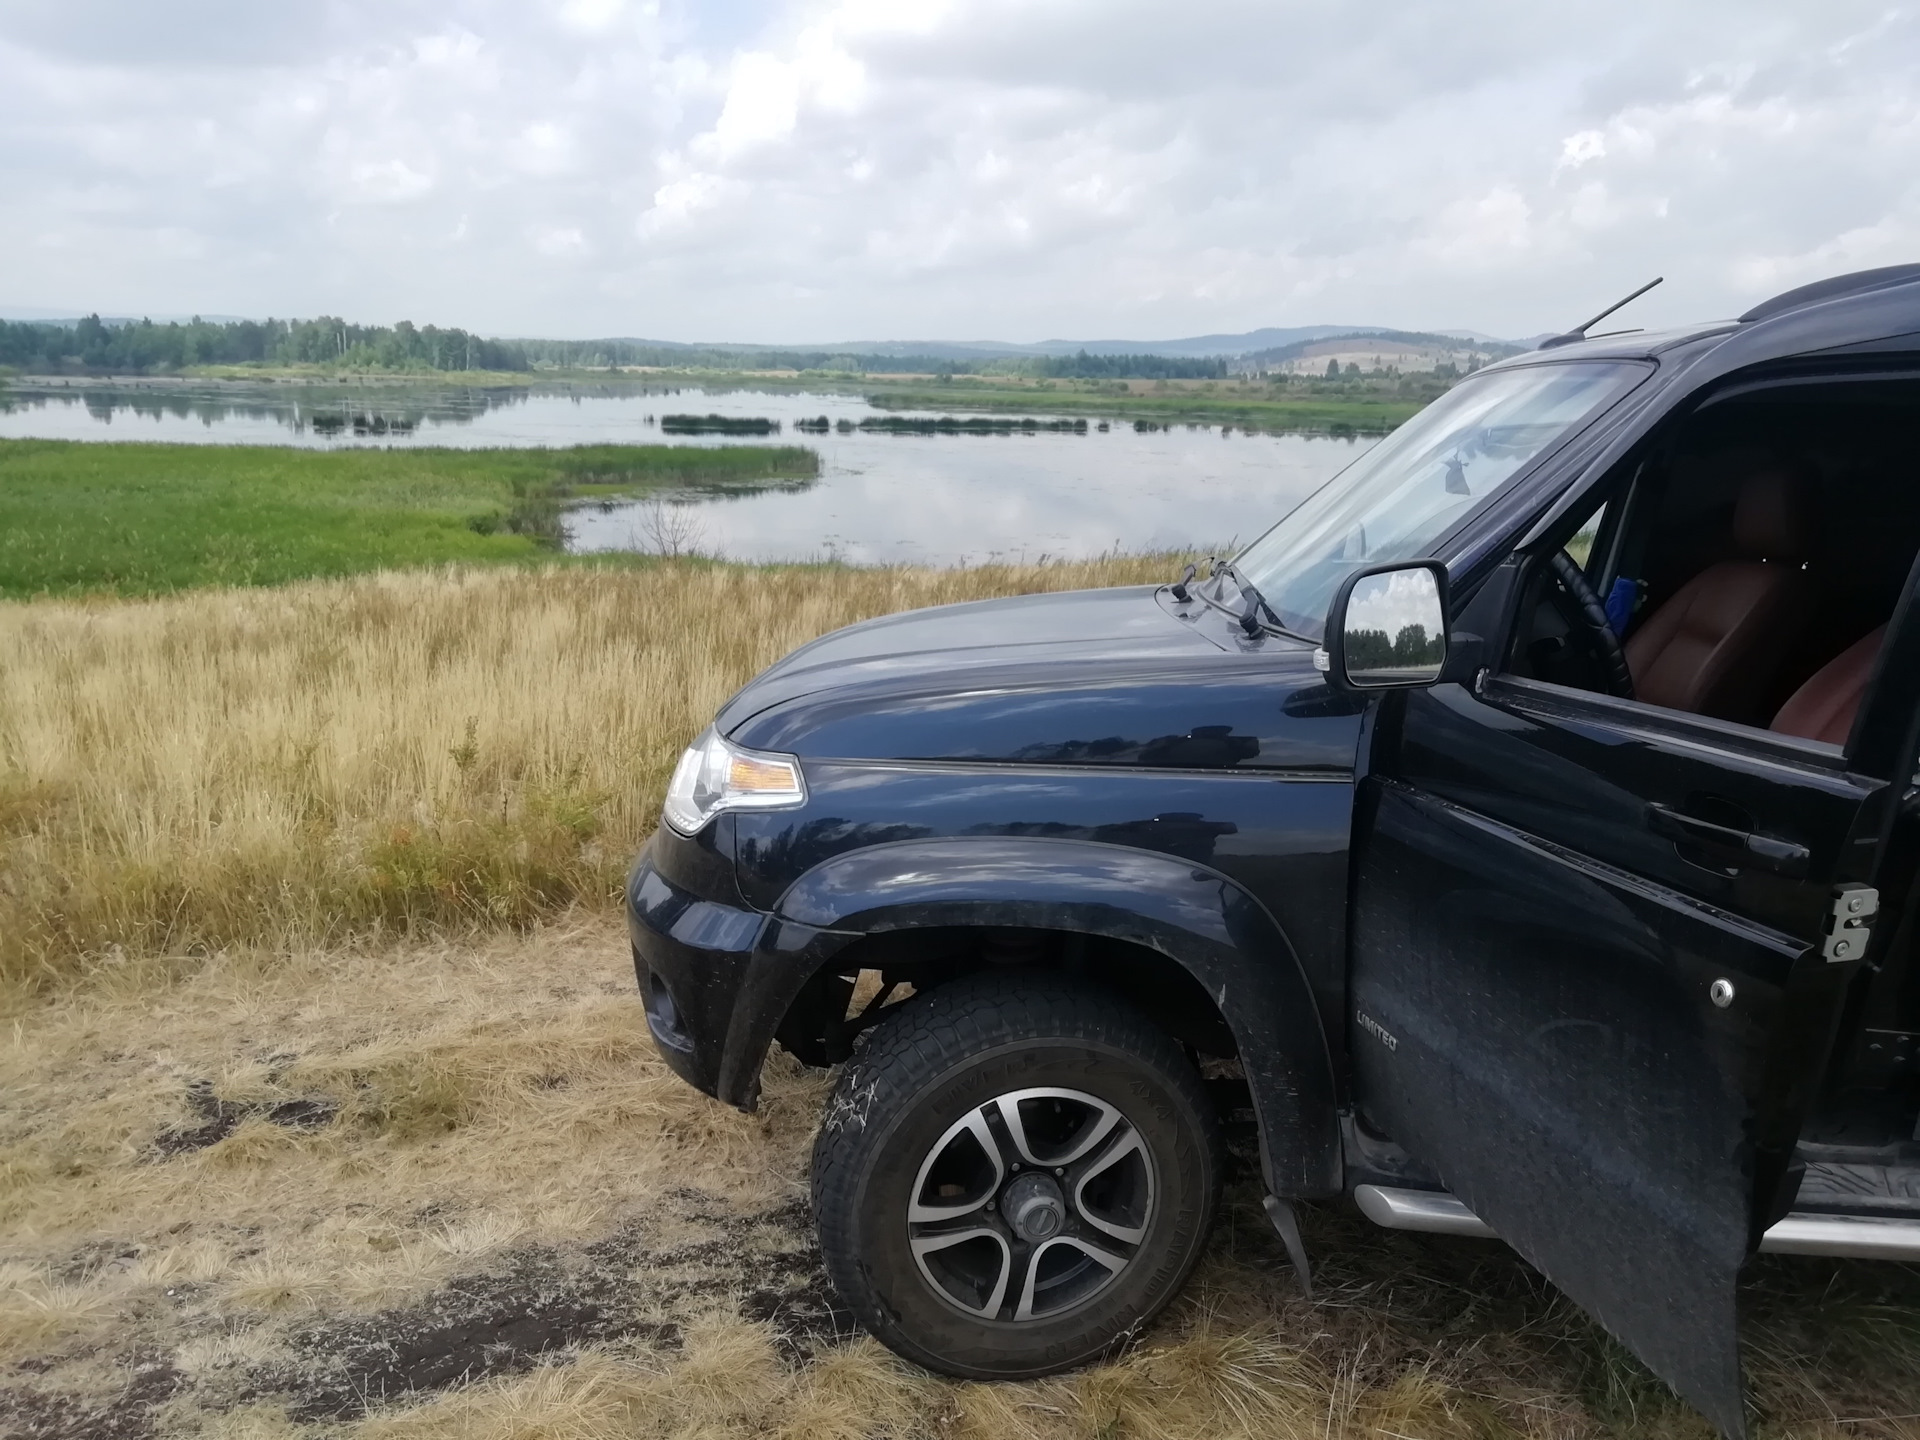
[0,315,1234,381]
[513,341,1227,379]
[0,320,980,377]
[510,338,988,374]
[1028,350,1226,380]
[0,315,528,374]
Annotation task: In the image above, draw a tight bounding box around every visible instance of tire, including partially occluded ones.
[811,971,1220,1378]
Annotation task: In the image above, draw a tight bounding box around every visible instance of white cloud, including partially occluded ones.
[1348,565,1445,641]
[637,171,731,236]
[559,0,629,35]
[704,51,802,159]
[348,159,434,204]
[1555,129,1607,173]
[533,224,591,259]
[0,1,1915,340]
[1416,187,1537,270]
[510,121,578,177]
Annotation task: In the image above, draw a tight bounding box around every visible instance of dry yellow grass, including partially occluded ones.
[3,914,1915,1437]
[3,563,1918,1438]
[0,557,1166,999]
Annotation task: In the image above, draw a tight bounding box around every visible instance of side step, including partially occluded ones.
[1354,1184,1920,1260]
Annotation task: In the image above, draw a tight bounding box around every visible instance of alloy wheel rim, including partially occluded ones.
[905,1086,1156,1322]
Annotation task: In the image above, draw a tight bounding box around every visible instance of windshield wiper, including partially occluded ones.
[1209,559,1311,641]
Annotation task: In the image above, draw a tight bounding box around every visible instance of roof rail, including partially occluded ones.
[1740,264,1920,324]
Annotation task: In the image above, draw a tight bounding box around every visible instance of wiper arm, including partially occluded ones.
[1210,559,1309,640]
[1213,560,1275,635]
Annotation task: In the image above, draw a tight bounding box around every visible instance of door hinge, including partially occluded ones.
[1823,882,1880,963]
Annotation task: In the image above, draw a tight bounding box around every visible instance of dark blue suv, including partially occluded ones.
[628,265,1920,1437]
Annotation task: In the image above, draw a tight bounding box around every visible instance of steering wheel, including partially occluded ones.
[1545,550,1635,700]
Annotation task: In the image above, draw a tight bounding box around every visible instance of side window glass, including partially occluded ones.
[1507,372,1920,742]
[1566,504,1606,571]
[1502,501,1625,698]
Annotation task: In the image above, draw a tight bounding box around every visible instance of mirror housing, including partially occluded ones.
[1317,561,1451,692]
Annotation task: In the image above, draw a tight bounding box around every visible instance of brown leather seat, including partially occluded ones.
[1624,468,1814,721]
[1771,624,1886,746]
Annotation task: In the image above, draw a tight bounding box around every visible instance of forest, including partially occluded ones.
[512,337,1226,378]
[1030,348,1226,379]
[3,315,1227,379]
[0,314,529,374]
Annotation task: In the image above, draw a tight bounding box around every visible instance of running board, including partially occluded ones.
[1353,1183,1496,1237]
[1353,1184,1920,1260]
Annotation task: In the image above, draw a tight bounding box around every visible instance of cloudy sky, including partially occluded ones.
[1,1,1915,343]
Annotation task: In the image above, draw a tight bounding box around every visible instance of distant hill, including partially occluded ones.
[584,325,1512,361]
[1239,328,1526,376]
[786,327,1369,360]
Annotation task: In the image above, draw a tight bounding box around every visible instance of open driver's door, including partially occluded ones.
[1346,565,1913,1436]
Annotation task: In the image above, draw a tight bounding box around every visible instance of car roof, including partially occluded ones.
[1737,262,1920,322]
[1478,323,1733,372]
[1481,265,1920,377]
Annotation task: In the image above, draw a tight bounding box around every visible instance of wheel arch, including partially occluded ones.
[740,835,1341,1198]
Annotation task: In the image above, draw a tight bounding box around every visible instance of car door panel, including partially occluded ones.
[1400,678,1874,939]
[1353,776,1799,1436]
[1351,674,1887,1438]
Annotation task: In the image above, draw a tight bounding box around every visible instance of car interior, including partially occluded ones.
[1507,373,1920,749]
[1506,369,1920,1151]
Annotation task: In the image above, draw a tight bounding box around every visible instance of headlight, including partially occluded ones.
[661,728,807,835]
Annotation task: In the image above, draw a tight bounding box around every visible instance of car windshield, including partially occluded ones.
[1234,361,1645,639]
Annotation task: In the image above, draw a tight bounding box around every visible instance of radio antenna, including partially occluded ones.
[1539,276,1663,349]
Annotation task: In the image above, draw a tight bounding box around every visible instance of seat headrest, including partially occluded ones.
[1732,467,1814,561]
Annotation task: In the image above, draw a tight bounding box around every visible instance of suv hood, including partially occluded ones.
[715,585,1358,773]
[717,586,1211,725]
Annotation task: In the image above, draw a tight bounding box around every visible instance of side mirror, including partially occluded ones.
[1317,561,1450,691]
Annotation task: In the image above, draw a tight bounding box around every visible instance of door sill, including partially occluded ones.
[1354,1183,1920,1259]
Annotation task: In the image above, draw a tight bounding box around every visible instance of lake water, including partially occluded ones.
[0,377,1373,565]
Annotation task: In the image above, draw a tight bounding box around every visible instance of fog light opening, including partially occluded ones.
[645,972,695,1053]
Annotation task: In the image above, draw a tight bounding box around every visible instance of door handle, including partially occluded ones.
[1646,802,1810,877]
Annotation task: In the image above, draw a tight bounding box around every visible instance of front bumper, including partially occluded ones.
[626,828,851,1109]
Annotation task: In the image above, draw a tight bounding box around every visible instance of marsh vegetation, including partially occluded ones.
[860,375,1427,432]
[856,414,1091,434]
[659,414,782,436]
[0,439,818,596]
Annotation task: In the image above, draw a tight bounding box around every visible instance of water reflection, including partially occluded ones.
[0,379,1370,565]
[8,379,533,436]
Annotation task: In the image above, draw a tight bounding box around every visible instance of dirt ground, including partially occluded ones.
[4,915,1920,1440]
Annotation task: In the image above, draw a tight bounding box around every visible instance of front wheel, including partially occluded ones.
[811,972,1219,1378]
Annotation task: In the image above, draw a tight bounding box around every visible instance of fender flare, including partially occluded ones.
[739,835,1341,1198]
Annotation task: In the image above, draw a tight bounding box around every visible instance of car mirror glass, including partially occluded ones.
[1339,564,1447,688]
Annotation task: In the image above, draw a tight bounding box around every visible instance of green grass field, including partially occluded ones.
[0,439,817,598]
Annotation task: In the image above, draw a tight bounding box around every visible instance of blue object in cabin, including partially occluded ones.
[1605,577,1637,636]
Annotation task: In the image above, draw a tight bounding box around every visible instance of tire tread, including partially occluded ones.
[811,970,1217,1376]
